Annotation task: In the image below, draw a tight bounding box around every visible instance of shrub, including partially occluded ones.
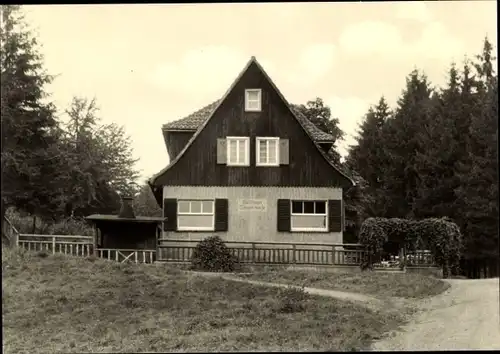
[276,285,310,313]
[5,207,93,236]
[190,236,238,272]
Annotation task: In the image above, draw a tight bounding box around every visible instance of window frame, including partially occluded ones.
[256,137,280,166]
[245,89,262,112]
[226,136,250,166]
[290,200,328,232]
[177,199,215,231]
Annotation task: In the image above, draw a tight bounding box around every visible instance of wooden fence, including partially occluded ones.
[96,249,156,264]
[158,239,366,266]
[18,234,94,256]
[16,233,155,264]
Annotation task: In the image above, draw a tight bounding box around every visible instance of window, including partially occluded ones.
[177,200,214,231]
[290,200,328,232]
[256,137,280,166]
[245,89,262,112]
[227,137,250,166]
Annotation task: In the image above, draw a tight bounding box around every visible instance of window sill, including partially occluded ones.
[227,164,250,167]
[290,228,329,233]
[176,228,215,232]
[256,163,280,167]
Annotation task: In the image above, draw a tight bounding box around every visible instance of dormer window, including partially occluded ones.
[245,89,262,112]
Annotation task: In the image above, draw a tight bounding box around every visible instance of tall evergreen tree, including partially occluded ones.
[413,63,464,220]
[346,96,392,217]
[455,37,498,262]
[381,70,435,218]
[1,5,63,224]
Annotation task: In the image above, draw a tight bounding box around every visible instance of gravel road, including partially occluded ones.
[371,278,500,351]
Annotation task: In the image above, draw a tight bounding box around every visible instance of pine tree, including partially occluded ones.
[346,96,392,217]
[381,70,435,218]
[413,63,464,220]
[455,37,498,262]
[1,5,64,223]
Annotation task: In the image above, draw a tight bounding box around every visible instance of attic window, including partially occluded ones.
[245,89,262,112]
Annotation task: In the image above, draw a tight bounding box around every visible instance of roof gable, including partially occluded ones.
[151,56,355,187]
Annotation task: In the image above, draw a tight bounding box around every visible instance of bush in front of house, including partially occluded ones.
[190,235,238,272]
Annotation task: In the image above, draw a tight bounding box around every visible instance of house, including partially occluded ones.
[148,56,355,247]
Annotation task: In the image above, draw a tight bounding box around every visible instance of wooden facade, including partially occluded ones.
[163,130,194,161]
[153,61,352,188]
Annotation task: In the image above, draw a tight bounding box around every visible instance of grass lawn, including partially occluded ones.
[2,248,407,353]
[239,268,451,299]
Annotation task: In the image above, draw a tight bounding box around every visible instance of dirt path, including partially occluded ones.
[371,278,500,351]
[189,271,500,350]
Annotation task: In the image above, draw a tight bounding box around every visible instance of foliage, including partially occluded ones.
[0,5,64,221]
[190,236,238,272]
[5,207,94,236]
[292,97,344,164]
[133,182,162,217]
[276,285,309,313]
[342,36,497,278]
[358,217,463,278]
[57,97,140,217]
[345,97,393,218]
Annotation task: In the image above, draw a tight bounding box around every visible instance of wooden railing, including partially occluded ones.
[157,239,366,266]
[17,234,94,256]
[96,249,156,264]
[406,250,435,267]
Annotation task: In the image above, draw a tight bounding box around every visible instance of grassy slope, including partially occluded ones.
[240,269,451,299]
[2,248,406,353]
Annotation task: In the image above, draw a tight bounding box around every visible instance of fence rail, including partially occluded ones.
[96,249,156,264]
[17,233,94,256]
[158,239,367,266]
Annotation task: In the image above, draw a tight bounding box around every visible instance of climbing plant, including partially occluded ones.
[358,217,463,278]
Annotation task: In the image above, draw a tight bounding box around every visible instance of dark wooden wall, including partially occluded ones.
[97,222,157,250]
[155,62,350,188]
[163,131,194,161]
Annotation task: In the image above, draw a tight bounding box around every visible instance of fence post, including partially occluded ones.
[331,245,335,265]
[52,236,56,254]
[292,244,296,264]
[252,243,256,263]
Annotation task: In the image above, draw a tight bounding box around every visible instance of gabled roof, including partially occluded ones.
[151,56,355,187]
[162,101,335,142]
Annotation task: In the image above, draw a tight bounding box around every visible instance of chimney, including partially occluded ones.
[118,196,135,219]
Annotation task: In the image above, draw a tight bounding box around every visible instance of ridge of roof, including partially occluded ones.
[151,56,355,187]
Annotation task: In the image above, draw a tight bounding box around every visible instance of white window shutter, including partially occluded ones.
[279,139,289,165]
[217,138,227,164]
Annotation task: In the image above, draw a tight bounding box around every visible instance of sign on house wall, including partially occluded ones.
[238,199,267,212]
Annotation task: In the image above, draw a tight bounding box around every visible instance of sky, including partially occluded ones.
[23,1,497,183]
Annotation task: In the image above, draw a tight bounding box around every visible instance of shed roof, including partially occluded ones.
[85,214,164,223]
